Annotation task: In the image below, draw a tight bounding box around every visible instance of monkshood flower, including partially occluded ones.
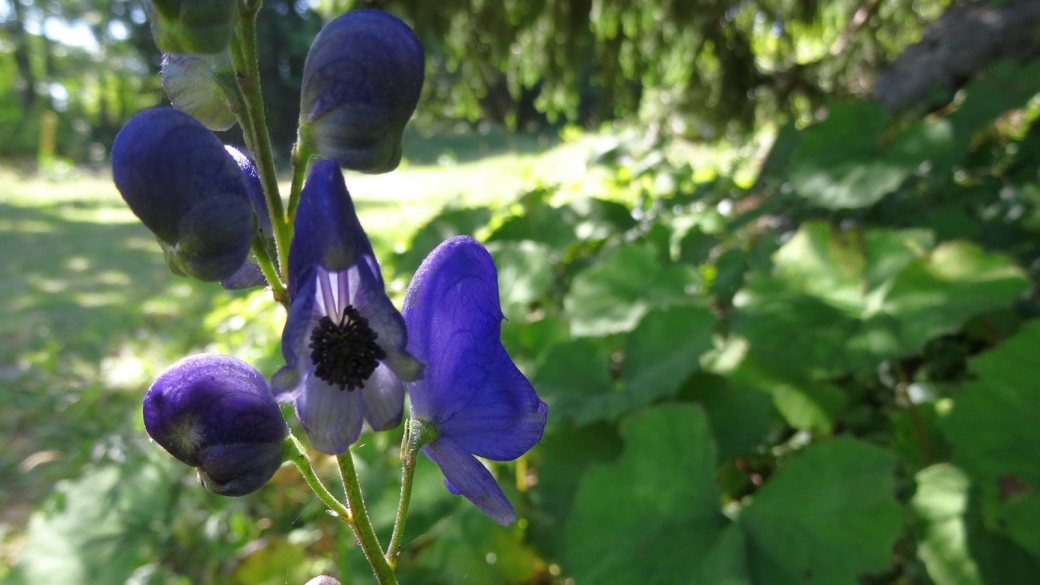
[299,9,425,173]
[112,107,254,282]
[146,0,237,55]
[220,146,272,290]
[402,236,548,525]
[272,160,422,453]
[161,52,237,131]
[143,354,288,497]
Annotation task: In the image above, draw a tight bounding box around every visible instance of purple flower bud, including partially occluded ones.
[161,53,237,131]
[219,146,272,290]
[300,10,424,174]
[146,0,237,55]
[112,108,254,282]
[143,354,288,497]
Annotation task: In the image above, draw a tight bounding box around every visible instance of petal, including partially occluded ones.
[295,376,365,454]
[290,160,372,284]
[272,275,318,400]
[422,438,516,525]
[437,346,547,461]
[351,259,422,382]
[360,363,405,431]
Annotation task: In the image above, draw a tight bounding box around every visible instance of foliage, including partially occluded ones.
[6,11,1040,585]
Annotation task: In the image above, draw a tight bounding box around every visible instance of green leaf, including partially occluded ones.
[565,244,698,336]
[395,206,492,275]
[730,354,845,432]
[733,222,1026,375]
[528,338,616,431]
[739,438,903,585]
[789,101,908,209]
[486,240,554,320]
[680,372,779,461]
[565,405,735,585]
[942,320,1040,556]
[912,464,1040,585]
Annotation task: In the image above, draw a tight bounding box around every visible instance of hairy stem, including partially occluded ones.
[283,434,351,522]
[337,450,398,585]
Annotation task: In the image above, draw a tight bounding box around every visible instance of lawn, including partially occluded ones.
[0,129,600,573]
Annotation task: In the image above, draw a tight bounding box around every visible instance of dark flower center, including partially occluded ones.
[308,305,386,391]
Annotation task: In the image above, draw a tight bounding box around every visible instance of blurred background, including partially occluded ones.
[4,0,1040,583]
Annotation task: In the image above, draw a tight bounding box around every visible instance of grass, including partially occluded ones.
[0,130,601,572]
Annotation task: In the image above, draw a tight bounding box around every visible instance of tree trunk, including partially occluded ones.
[871,0,1040,115]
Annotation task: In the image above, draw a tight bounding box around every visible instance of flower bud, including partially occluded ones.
[300,9,424,174]
[220,146,273,290]
[147,0,237,55]
[143,354,289,497]
[112,108,254,282]
[161,53,237,131]
[304,577,341,585]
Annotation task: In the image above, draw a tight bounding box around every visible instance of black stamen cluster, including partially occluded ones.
[308,305,386,391]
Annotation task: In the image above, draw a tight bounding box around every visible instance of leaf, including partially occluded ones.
[942,319,1040,556]
[528,338,615,431]
[565,244,698,337]
[395,206,492,275]
[789,101,909,209]
[912,464,1040,585]
[733,222,1026,375]
[729,354,846,432]
[486,240,554,320]
[565,405,736,585]
[739,438,903,585]
[680,372,779,461]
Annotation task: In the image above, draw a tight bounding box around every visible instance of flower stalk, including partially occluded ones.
[337,451,398,585]
[282,434,352,522]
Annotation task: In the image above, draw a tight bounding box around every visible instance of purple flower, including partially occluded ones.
[220,146,273,290]
[143,354,288,497]
[403,236,548,525]
[112,107,254,282]
[272,160,422,454]
[300,9,425,173]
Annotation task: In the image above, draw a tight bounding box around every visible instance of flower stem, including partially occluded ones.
[282,434,351,522]
[287,125,316,224]
[386,421,418,567]
[251,234,288,306]
[230,3,292,285]
[337,450,398,585]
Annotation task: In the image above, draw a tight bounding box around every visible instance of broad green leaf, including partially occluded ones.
[681,372,779,461]
[529,338,615,431]
[618,305,715,409]
[527,423,623,558]
[730,354,845,432]
[912,464,1040,585]
[489,197,635,252]
[486,240,554,320]
[501,314,570,373]
[739,438,903,585]
[394,206,492,275]
[566,405,735,585]
[733,222,1026,375]
[882,242,1029,352]
[789,101,908,209]
[942,320,1040,556]
[565,244,698,336]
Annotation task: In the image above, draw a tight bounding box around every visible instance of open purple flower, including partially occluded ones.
[402,236,548,525]
[272,160,422,454]
[143,354,288,497]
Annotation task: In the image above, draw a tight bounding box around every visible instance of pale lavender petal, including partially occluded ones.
[295,378,365,454]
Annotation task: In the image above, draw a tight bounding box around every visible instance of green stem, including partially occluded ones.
[287,125,316,223]
[251,234,287,306]
[386,421,418,567]
[231,4,292,285]
[282,434,351,522]
[337,450,398,585]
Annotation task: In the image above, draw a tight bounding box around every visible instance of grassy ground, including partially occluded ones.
[0,130,601,571]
